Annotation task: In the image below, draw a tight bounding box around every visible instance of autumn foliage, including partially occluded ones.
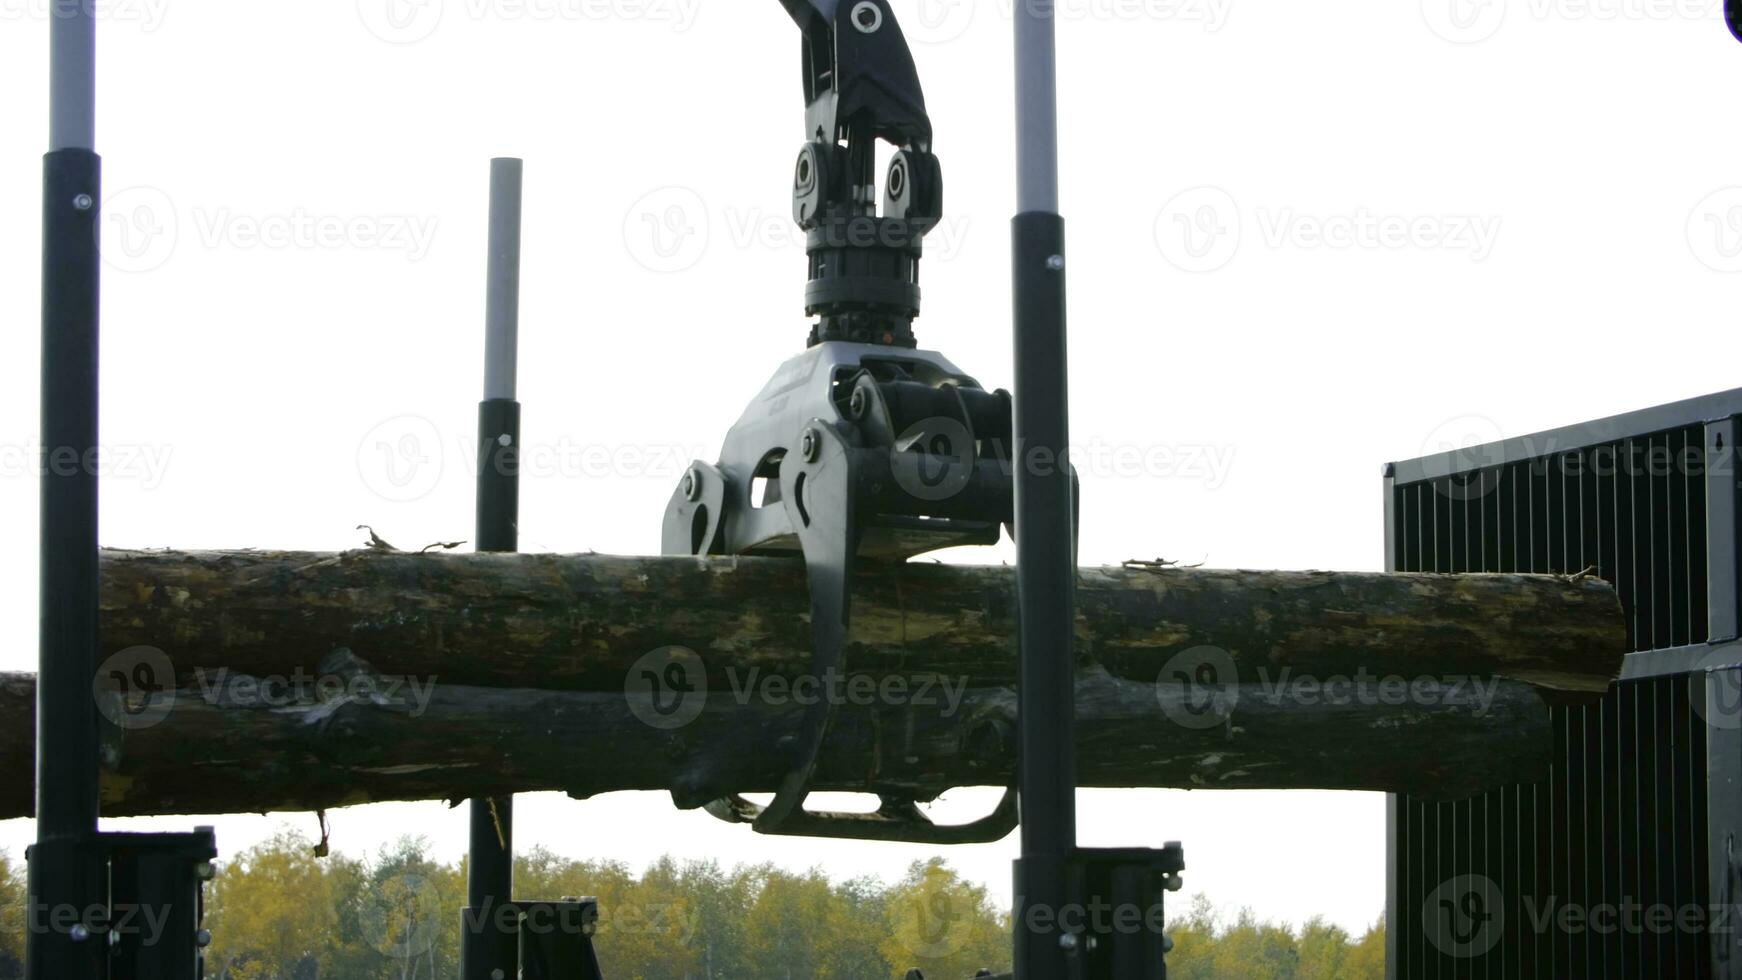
[0,833,1383,979]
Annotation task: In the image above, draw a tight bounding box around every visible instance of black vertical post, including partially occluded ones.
[461,157,524,980]
[30,6,107,978]
[1010,2,1077,975]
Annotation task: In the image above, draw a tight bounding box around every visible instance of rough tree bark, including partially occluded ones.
[0,549,1627,819]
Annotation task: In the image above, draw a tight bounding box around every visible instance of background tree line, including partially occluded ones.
[0,832,1383,978]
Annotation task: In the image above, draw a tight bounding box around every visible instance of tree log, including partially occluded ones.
[0,549,1626,818]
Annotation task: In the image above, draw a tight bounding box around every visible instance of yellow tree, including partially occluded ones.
[203,829,356,980]
[1158,893,1219,980]
[1295,916,1353,979]
[880,859,1009,980]
[0,850,26,976]
[1343,916,1386,979]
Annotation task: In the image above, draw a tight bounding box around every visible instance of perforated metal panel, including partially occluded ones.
[1384,392,1742,979]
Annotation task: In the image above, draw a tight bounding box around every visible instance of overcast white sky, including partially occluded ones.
[2,0,1741,943]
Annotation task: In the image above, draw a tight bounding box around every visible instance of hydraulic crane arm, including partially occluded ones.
[661,1,1022,845]
[779,0,932,150]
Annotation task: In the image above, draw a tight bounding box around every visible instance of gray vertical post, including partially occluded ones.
[30,4,107,978]
[1707,417,1741,978]
[1382,465,1401,980]
[49,4,95,152]
[483,159,522,403]
[462,157,524,980]
[1010,3,1076,977]
[1014,6,1059,215]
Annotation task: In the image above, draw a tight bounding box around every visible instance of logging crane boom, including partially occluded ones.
[25,2,1742,978]
[660,2,1188,977]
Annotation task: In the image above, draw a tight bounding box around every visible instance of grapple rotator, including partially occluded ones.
[660,0,1063,843]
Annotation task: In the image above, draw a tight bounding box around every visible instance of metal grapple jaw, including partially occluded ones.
[662,342,1075,843]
